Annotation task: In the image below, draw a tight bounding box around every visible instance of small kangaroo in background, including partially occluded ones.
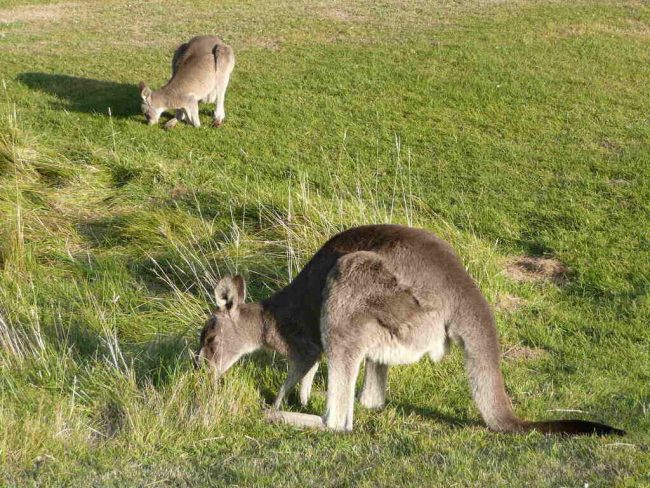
[139,35,235,128]
[196,224,625,435]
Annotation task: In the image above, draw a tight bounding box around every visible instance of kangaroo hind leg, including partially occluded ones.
[359,359,389,409]
[212,44,235,127]
[322,347,364,431]
[321,251,425,431]
[184,100,201,127]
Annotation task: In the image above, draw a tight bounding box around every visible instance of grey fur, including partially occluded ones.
[139,35,235,128]
[196,225,624,435]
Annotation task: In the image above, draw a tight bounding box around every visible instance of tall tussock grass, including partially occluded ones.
[0,111,503,474]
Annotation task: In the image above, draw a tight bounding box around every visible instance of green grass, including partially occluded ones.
[0,0,649,485]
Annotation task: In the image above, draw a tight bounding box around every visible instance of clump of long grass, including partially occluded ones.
[0,103,79,185]
[0,106,506,476]
[146,138,430,325]
[0,310,45,366]
[149,136,504,328]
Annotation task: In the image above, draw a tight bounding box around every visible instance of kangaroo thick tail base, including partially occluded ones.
[522,419,625,436]
[454,286,625,438]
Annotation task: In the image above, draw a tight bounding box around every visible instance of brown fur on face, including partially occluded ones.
[195,276,261,376]
[196,314,235,371]
[138,81,161,125]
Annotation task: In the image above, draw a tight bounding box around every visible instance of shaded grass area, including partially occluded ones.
[16,72,138,118]
[0,0,649,485]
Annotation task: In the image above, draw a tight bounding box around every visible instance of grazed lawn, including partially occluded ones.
[0,0,648,485]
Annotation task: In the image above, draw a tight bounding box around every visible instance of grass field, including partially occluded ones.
[1,0,649,485]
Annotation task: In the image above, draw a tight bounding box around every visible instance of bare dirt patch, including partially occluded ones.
[496,294,527,313]
[600,139,622,153]
[314,3,366,23]
[323,8,357,22]
[607,178,630,186]
[543,19,650,41]
[505,256,569,284]
[0,2,79,24]
[169,184,190,200]
[502,344,548,362]
[244,36,283,51]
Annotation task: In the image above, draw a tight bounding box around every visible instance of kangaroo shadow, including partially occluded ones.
[17,72,139,118]
[393,402,480,430]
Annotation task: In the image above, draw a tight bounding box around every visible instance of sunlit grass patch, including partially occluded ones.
[0,0,648,485]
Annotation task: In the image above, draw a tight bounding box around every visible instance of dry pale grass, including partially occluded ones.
[542,19,650,41]
[495,293,528,313]
[0,2,81,24]
[502,344,549,362]
[244,36,283,52]
[315,5,366,23]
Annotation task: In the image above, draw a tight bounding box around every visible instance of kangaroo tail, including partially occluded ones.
[213,43,235,74]
[522,420,624,436]
[454,288,624,436]
[212,43,220,72]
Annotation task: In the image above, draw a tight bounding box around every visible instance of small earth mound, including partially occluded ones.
[600,139,622,153]
[502,345,548,362]
[169,184,189,200]
[496,294,527,313]
[246,36,282,51]
[505,256,569,284]
[608,178,630,186]
[322,7,359,22]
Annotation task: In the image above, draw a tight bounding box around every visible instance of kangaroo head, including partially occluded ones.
[196,275,259,378]
[138,81,164,125]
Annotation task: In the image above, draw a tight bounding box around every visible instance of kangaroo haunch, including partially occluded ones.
[196,224,625,434]
[139,35,235,128]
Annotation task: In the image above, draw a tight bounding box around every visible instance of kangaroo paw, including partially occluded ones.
[263,410,326,430]
[163,118,178,130]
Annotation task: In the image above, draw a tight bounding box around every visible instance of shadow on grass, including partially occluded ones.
[394,402,479,429]
[55,319,194,388]
[76,215,136,248]
[17,72,139,118]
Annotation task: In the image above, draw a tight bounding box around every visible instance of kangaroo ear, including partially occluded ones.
[139,81,151,101]
[214,275,246,313]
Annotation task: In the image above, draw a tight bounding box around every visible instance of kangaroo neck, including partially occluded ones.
[153,85,186,110]
[257,295,301,356]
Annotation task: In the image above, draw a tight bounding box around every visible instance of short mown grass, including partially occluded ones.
[1,0,648,485]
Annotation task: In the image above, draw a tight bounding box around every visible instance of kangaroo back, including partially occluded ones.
[171,42,190,76]
[165,37,220,92]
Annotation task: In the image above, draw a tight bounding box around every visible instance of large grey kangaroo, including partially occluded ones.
[139,35,235,128]
[196,224,624,435]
